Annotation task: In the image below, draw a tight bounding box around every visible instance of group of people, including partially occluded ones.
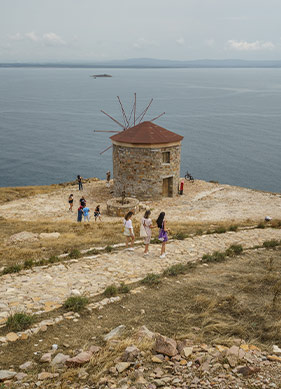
[68,194,101,222]
[123,210,169,258]
[75,173,169,257]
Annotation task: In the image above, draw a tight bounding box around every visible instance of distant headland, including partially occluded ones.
[1,58,281,69]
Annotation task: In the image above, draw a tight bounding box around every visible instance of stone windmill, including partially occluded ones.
[95,95,183,200]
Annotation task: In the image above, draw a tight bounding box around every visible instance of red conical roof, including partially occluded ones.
[110,121,183,145]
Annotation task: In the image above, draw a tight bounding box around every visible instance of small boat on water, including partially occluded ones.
[90,74,112,79]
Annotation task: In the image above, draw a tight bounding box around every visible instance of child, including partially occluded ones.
[123,211,135,250]
[68,194,74,212]
[156,212,169,258]
[83,206,90,222]
[142,210,156,256]
[94,205,102,222]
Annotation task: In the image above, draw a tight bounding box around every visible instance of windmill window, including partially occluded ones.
[162,151,170,164]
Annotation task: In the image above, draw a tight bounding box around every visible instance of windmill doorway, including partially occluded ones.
[162,177,173,197]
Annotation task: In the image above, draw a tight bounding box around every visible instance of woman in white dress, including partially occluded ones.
[123,211,135,250]
[142,210,156,256]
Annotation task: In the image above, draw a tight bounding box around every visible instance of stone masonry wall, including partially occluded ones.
[113,144,181,200]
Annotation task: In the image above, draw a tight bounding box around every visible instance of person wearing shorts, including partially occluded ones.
[68,194,74,212]
[156,212,169,258]
[123,211,135,250]
[94,205,102,222]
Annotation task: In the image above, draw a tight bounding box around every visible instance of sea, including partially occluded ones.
[0,67,280,193]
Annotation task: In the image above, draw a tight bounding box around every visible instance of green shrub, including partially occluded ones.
[63,296,89,312]
[48,256,60,263]
[196,229,203,236]
[228,225,238,232]
[68,249,81,259]
[38,259,47,266]
[214,226,227,234]
[206,230,213,235]
[6,312,34,331]
[104,284,118,297]
[141,273,161,285]
[226,244,243,256]
[2,264,22,275]
[163,263,188,276]
[257,222,265,229]
[23,259,34,269]
[172,231,188,240]
[202,251,226,263]
[263,240,280,249]
[118,282,130,294]
[105,245,113,253]
[150,238,161,244]
[87,248,99,255]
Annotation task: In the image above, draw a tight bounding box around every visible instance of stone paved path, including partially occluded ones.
[0,228,280,322]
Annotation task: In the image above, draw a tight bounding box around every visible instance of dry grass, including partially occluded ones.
[0,214,256,268]
[0,178,98,205]
[0,218,124,267]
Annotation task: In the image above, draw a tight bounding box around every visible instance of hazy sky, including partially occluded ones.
[1,0,281,62]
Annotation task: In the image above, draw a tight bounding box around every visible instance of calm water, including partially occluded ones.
[0,67,280,192]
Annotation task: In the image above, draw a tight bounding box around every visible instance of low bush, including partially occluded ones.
[68,249,81,259]
[63,296,89,312]
[2,264,22,275]
[263,240,280,249]
[48,256,60,263]
[104,284,118,297]
[163,263,188,276]
[226,244,243,256]
[23,259,34,269]
[105,246,113,253]
[196,229,203,236]
[172,231,188,240]
[6,312,34,331]
[38,259,47,266]
[150,238,161,244]
[257,222,265,229]
[87,248,99,255]
[202,251,226,263]
[141,273,161,286]
[118,282,130,294]
[228,225,238,232]
[214,226,227,234]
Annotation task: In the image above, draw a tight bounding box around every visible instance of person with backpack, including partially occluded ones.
[156,212,169,258]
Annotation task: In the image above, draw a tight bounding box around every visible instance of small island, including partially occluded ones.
[90,74,112,78]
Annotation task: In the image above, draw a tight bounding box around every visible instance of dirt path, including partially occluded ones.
[0,180,281,223]
[1,228,280,322]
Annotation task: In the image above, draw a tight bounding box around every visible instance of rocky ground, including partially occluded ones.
[0,179,281,387]
[0,228,280,324]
